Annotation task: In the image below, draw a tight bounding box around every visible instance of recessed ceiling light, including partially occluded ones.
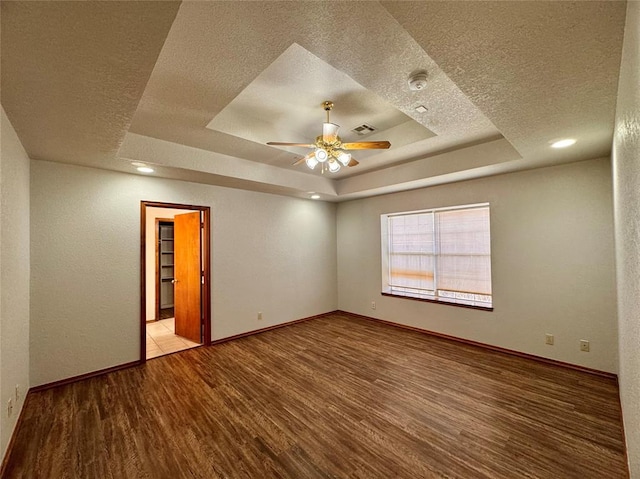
[310,194,320,200]
[415,105,428,113]
[550,138,576,149]
[137,166,154,173]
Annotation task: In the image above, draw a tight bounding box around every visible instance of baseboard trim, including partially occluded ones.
[0,391,31,477]
[211,311,335,346]
[26,309,615,393]
[337,310,617,379]
[30,360,142,393]
[30,313,335,393]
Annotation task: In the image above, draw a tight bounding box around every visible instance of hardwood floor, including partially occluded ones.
[2,313,628,478]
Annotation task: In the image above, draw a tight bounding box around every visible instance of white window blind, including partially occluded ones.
[382,204,492,308]
[388,212,435,291]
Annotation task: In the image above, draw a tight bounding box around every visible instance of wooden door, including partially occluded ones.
[174,212,201,343]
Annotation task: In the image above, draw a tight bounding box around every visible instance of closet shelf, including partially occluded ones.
[159,222,175,310]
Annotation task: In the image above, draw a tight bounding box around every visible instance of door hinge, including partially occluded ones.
[201,273,205,285]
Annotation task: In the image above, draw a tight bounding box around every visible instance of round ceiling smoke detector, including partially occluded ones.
[408,70,428,91]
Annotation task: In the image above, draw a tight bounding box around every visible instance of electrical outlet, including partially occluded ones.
[545,334,554,346]
[7,398,13,417]
[371,301,376,310]
[580,340,590,352]
[257,312,262,320]
[15,384,20,402]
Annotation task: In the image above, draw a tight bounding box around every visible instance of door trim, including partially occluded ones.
[140,201,212,363]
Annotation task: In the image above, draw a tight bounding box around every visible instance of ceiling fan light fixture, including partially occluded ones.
[305,155,319,169]
[337,151,351,166]
[328,160,340,173]
[315,148,328,162]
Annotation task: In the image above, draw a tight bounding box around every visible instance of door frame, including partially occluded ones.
[140,201,212,363]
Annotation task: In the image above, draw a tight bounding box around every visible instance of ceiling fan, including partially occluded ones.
[267,101,391,173]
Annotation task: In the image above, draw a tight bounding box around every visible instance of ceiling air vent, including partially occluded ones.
[351,124,376,136]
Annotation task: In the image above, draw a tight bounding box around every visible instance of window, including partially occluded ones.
[381,203,492,309]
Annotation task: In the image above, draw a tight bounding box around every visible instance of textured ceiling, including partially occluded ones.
[205,42,437,168]
[0,1,628,201]
[381,0,626,167]
[0,1,181,168]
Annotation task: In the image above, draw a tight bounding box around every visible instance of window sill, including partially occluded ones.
[381,292,493,312]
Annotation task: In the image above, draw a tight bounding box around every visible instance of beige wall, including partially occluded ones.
[144,206,197,322]
[30,160,337,386]
[613,2,640,476]
[0,108,30,459]
[337,158,617,373]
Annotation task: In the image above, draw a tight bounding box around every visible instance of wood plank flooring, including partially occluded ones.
[2,313,628,478]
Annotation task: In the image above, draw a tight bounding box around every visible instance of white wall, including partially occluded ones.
[613,2,640,476]
[0,108,30,459]
[337,158,618,373]
[145,206,197,321]
[30,160,337,386]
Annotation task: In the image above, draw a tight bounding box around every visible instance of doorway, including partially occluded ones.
[140,201,211,362]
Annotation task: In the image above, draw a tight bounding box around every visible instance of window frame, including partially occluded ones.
[380,202,493,311]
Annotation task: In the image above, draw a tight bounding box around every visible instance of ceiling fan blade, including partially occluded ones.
[267,142,315,148]
[347,158,359,167]
[292,152,315,166]
[341,141,391,150]
[322,123,340,144]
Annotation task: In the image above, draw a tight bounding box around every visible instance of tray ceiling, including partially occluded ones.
[0,1,627,201]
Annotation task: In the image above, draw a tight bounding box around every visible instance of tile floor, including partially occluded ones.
[146,318,201,359]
